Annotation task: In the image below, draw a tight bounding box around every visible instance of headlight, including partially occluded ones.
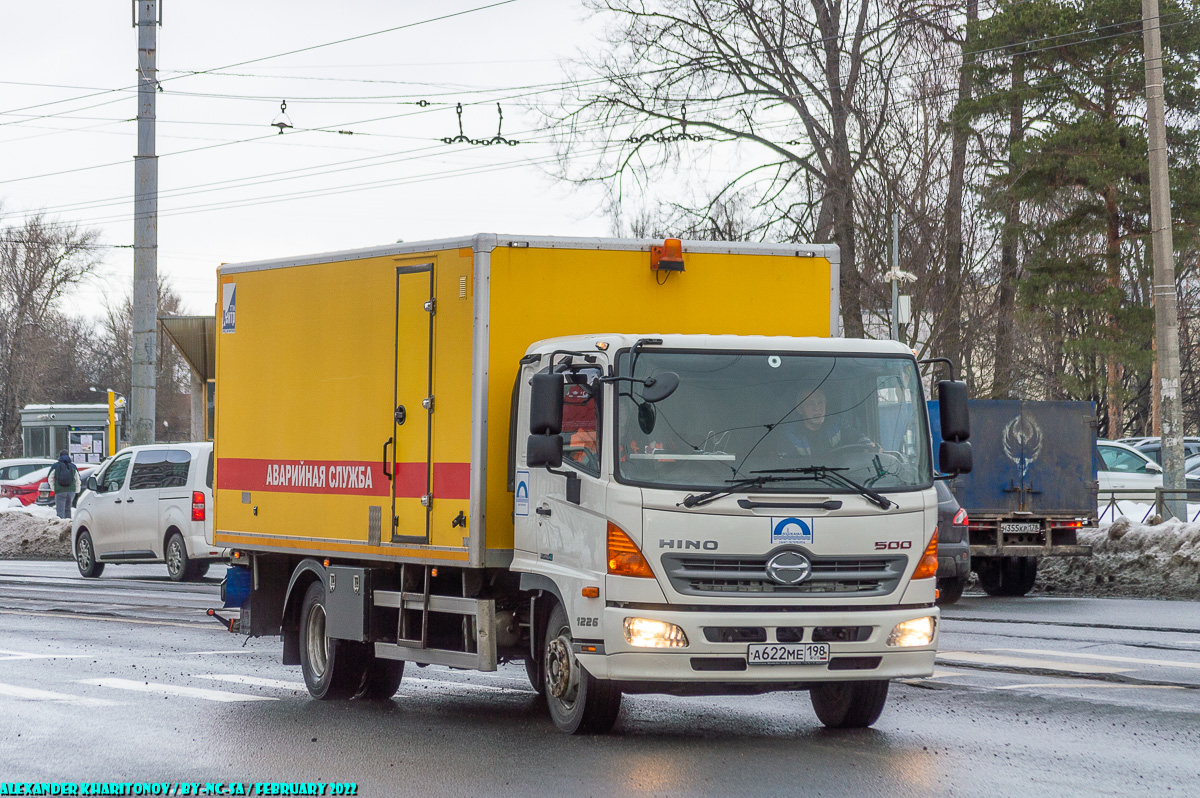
[887,616,936,647]
[623,617,689,648]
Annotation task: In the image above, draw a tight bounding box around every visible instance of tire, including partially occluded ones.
[936,576,966,606]
[978,556,1037,597]
[543,603,621,734]
[165,532,191,582]
[810,680,890,729]
[998,557,1038,597]
[356,655,404,700]
[75,531,105,578]
[298,581,365,700]
[191,562,210,580]
[975,558,1003,596]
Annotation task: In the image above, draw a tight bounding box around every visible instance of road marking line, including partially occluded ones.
[0,609,215,630]
[925,667,985,679]
[185,650,256,656]
[937,651,1131,674]
[79,678,276,702]
[991,648,1200,671]
[195,674,305,690]
[0,682,119,706]
[994,683,1184,691]
[0,649,92,661]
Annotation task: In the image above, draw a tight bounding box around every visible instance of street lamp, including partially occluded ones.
[89,387,126,457]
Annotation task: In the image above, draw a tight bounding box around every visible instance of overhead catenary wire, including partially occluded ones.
[0,3,1188,239]
[0,0,524,120]
[4,45,1176,231]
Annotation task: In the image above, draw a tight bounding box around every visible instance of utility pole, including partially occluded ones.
[1142,0,1185,519]
[132,1,159,445]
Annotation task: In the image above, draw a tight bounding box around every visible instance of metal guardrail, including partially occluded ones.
[1098,488,1200,524]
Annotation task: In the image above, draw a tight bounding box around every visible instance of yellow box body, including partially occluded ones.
[214,235,837,566]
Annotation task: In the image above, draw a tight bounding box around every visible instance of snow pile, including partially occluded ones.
[1036,518,1200,600]
[0,500,72,560]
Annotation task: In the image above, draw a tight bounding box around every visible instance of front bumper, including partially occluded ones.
[185,531,229,562]
[937,539,970,579]
[579,605,938,685]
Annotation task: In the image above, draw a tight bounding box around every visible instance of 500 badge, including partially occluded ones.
[874,540,913,550]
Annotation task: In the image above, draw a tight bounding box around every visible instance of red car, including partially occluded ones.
[0,465,97,506]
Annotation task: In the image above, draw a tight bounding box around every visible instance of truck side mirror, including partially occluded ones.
[642,371,679,403]
[529,373,564,435]
[938,380,970,443]
[940,440,973,475]
[527,434,563,469]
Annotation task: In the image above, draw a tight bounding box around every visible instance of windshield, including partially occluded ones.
[615,349,931,492]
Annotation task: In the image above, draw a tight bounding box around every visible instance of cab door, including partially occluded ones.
[526,367,610,591]
[391,262,435,543]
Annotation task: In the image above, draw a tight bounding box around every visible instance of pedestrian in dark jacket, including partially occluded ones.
[50,449,80,519]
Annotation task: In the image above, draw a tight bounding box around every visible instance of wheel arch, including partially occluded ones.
[520,573,565,663]
[163,525,184,557]
[282,559,327,666]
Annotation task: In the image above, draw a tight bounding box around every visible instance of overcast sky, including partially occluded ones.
[0,1,614,319]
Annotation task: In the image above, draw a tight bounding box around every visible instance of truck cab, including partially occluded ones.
[510,334,960,730]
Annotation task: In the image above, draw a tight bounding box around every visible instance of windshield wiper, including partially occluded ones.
[680,475,816,509]
[752,466,894,510]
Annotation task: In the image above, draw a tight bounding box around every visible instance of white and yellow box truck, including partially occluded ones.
[213,233,972,733]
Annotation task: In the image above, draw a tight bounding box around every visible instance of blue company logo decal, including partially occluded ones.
[514,470,530,517]
[221,282,237,334]
[771,517,814,545]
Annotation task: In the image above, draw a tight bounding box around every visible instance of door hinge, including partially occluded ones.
[420,493,432,508]
[423,299,436,314]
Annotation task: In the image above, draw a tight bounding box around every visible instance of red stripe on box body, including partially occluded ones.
[216,458,470,500]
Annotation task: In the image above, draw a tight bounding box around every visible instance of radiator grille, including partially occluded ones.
[661,549,907,597]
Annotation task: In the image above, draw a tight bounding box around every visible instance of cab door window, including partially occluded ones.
[561,372,600,476]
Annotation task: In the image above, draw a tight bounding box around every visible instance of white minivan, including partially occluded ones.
[72,442,226,581]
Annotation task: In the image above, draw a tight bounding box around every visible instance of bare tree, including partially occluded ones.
[0,214,101,454]
[548,0,940,337]
[82,280,192,443]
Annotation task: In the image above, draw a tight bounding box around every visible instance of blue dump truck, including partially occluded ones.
[930,399,1095,597]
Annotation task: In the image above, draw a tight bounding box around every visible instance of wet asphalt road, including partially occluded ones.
[1,561,1199,796]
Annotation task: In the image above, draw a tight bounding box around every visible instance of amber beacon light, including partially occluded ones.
[650,238,685,272]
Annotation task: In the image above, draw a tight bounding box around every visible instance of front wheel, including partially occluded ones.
[75,531,104,578]
[543,604,621,734]
[298,581,365,700]
[810,680,890,729]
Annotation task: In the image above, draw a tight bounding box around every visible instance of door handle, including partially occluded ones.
[383,437,394,481]
[126,498,134,503]
[114,499,122,504]
[536,506,552,517]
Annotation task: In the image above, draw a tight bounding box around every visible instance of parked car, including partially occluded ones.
[72,442,225,581]
[0,463,96,506]
[1096,440,1164,501]
[1130,436,1200,465]
[0,458,56,482]
[935,480,970,606]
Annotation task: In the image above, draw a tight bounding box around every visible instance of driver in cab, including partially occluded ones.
[781,386,879,458]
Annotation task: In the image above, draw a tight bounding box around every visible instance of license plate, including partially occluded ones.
[1001,522,1041,534]
[747,643,830,665]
